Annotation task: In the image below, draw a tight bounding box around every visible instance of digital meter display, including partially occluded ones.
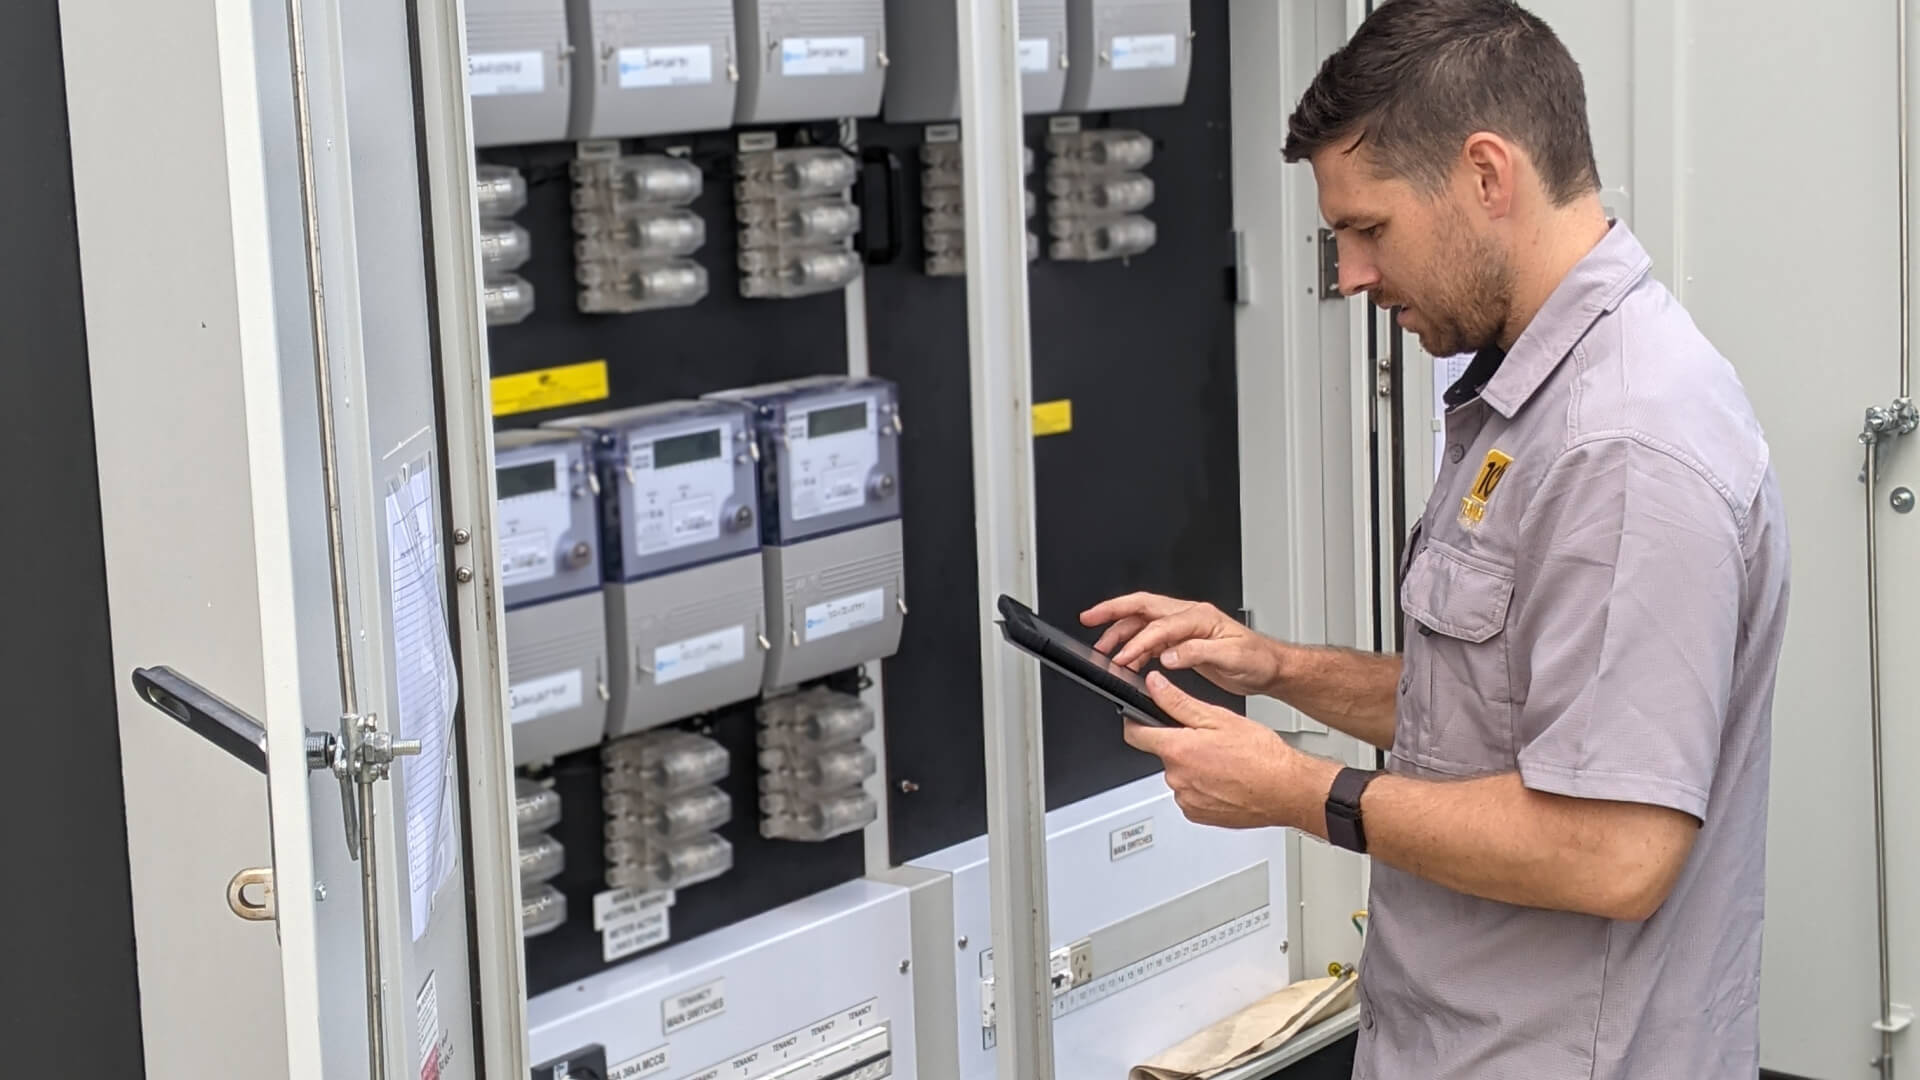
[806,401,868,439]
[498,460,558,500]
[654,428,723,468]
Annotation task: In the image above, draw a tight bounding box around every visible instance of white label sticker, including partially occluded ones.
[618,44,715,89]
[508,669,584,726]
[653,625,747,685]
[662,978,728,1035]
[498,531,554,587]
[804,588,886,642]
[608,1045,671,1080]
[1109,817,1156,861]
[593,886,674,931]
[497,451,572,588]
[1110,33,1179,71]
[786,397,879,521]
[469,50,546,96]
[414,972,441,1066]
[1019,37,1051,74]
[630,426,734,556]
[603,905,671,962]
[781,37,867,77]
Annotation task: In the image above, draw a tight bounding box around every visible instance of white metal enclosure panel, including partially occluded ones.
[910,774,1293,1079]
[1473,2,1918,1075]
[60,0,298,1071]
[527,880,918,1079]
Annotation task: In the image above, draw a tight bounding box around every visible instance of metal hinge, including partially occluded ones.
[1317,228,1341,299]
[1231,229,1250,305]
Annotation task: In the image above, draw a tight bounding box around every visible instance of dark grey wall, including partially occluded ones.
[0,0,146,1071]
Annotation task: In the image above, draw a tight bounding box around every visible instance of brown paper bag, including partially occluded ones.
[1128,972,1359,1080]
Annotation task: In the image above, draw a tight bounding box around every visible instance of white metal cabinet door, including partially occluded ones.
[67,0,526,1074]
[250,0,530,1072]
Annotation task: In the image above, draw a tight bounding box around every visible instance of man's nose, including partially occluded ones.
[1337,244,1380,298]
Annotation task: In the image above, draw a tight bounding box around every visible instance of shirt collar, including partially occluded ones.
[1478,220,1653,418]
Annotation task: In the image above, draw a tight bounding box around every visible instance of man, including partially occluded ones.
[1082,2,1788,1077]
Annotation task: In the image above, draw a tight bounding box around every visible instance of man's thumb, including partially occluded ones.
[1145,671,1214,728]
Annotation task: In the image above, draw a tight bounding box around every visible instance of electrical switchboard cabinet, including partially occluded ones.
[733,0,888,124]
[881,0,1069,122]
[546,400,770,736]
[496,430,613,765]
[466,0,574,146]
[566,0,740,139]
[704,376,905,691]
[1060,0,1192,113]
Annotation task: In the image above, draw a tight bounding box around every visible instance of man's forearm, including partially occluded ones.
[1264,643,1400,750]
[1281,756,1692,922]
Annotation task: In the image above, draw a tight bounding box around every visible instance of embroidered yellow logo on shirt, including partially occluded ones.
[1459,449,1513,528]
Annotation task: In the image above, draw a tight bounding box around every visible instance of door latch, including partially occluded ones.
[130,665,419,860]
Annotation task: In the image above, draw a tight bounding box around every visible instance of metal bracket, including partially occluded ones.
[1874,1005,1915,1034]
[1317,228,1340,299]
[1862,397,1919,446]
[1857,397,1917,482]
[228,867,278,922]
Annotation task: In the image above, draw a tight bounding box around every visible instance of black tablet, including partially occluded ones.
[994,594,1181,727]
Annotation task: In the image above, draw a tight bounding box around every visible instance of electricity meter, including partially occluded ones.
[495,430,611,765]
[545,400,769,734]
[703,377,904,689]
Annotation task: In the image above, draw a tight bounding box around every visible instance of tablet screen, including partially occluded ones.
[1033,611,1153,692]
[995,594,1178,726]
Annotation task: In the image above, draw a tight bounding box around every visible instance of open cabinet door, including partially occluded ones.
[65,0,527,1074]
[243,0,530,1072]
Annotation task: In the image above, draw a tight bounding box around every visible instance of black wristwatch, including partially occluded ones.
[1325,767,1381,853]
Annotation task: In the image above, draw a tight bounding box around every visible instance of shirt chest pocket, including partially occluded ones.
[1398,542,1517,775]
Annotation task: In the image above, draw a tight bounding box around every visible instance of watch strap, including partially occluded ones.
[1325,766,1380,853]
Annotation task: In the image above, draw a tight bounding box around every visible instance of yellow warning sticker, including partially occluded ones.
[1033,399,1073,437]
[491,360,610,418]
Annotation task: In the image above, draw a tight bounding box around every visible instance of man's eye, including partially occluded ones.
[1362,224,1384,239]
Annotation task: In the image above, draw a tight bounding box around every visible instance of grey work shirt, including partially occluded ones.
[1354,222,1790,1080]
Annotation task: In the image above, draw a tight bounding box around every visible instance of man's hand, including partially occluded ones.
[1081,593,1281,698]
[1123,671,1320,830]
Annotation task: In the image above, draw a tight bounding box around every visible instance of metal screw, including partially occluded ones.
[453,528,471,545]
[1278,939,1288,953]
[314,883,328,902]
[1894,487,1915,514]
[958,936,969,950]
[898,779,920,793]
[899,959,911,974]
[456,566,474,583]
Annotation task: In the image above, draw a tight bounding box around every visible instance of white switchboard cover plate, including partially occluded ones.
[528,879,917,1079]
[909,773,1291,1078]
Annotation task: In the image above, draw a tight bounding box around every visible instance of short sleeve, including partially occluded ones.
[1511,436,1744,821]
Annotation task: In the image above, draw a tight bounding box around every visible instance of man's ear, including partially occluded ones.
[1461,132,1517,219]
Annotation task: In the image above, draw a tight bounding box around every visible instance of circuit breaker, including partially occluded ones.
[1060,0,1192,113]
[703,376,904,690]
[465,0,573,147]
[546,401,770,735]
[565,0,740,139]
[495,430,612,766]
[733,0,888,124]
[881,0,1068,122]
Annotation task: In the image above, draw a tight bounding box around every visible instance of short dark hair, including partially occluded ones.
[1283,0,1601,205]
